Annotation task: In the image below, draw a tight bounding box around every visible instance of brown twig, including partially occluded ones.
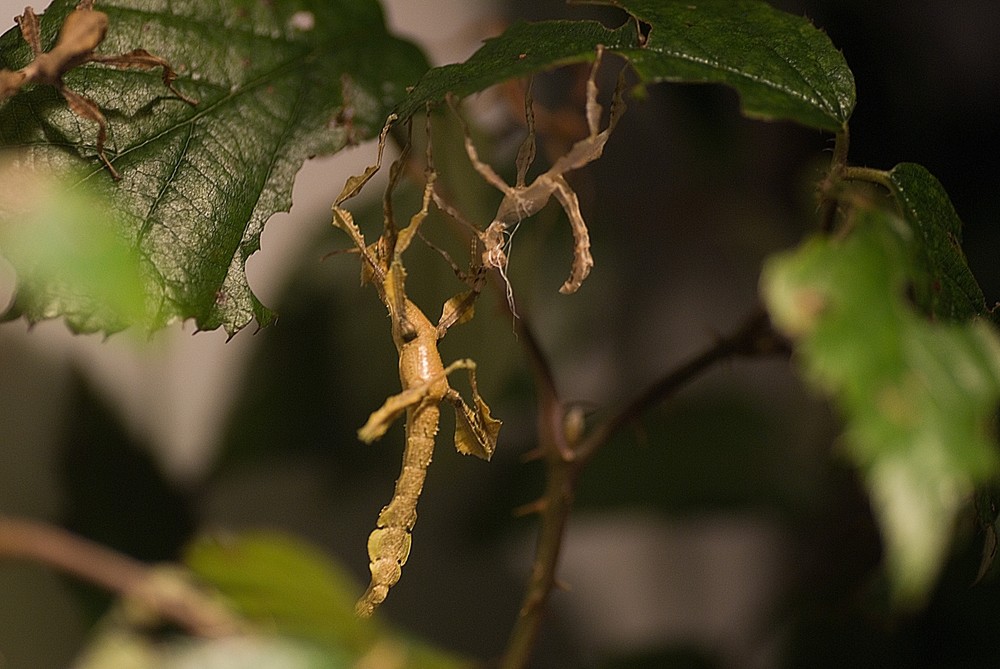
[500,318,575,669]
[0,515,242,637]
[499,306,786,669]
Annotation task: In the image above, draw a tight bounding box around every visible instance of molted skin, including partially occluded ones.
[456,45,626,298]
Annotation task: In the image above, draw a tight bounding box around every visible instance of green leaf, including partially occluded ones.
[0,0,427,334]
[396,1,854,132]
[185,532,377,652]
[761,207,1000,603]
[185,532,472,669]
[610,0,855,131]
[887,162,987,321]
[394,20,639,119]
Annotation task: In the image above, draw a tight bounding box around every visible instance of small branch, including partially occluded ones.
[0,515,242,637]
[515,317,575,462]
[500,457,577,669]
[500,317,578,669]
[500,307,785,669]
[577,306,784,463]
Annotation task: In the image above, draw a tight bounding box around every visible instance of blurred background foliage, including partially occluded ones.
[1,0,999,667]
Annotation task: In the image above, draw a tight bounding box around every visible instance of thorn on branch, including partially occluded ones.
[521,447,545,462]
[553,578,572,593]
[514,498,549,517]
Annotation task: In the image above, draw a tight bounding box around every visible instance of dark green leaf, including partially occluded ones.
[394,20,639,119]
[0,0,427,334]
[610,0,855,131]
[888,162,987,321]
[397,1,854,132]
[761,207,1000,602]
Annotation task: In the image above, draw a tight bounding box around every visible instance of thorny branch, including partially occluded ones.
[0,515,242,637]
[500,307,787,669]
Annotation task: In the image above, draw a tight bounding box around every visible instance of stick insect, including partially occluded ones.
[332,116,502,618]
[0,1,198,179]
[452,45,626,300]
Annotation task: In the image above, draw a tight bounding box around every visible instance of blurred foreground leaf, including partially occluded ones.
[0,0,426,334]
[185,532,373,651]
[185,532,472,669]
[0,161,150,332]
[76,631,348,669]
[761,206,1000,602]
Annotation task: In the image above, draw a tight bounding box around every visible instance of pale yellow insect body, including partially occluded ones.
[333,130,500,618]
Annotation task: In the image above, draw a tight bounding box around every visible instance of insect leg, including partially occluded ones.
[0,70,26,101]
[514,78,536,188]
[584,46,605,136]
[444,360,501,461]
[357,377,434,444]
[333,114,398,279]
[550,175,593,294]
[386,171,436,341]
[546,56,627,177]
[59,86,119,179]
[381,116,413,252]
[335,113,396,207]
[14,8,43,58]
[449,94,512,195]
[89,50,199,106]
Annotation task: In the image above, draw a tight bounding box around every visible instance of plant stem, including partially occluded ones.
[499,319,573,669]
[0,515,242,637]
[500,454,577,669]
[820,126,851,232]
[499,307,786,669]
[843,165,892,190]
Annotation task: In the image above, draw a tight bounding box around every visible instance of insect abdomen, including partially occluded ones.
[356,406,439,617]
